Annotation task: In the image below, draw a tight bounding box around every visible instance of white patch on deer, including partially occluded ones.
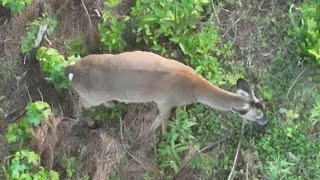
[68,73,74,81]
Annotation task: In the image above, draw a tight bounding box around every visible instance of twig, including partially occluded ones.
[81,0,93,28]
[258,0,267,11]
[211,0,223,28]
[24,83,32,102]
[63,117,77,121]
[44,35,52,45]
[227,119,245,180]
[23,54,28,65]
[223,18,240,37]
[287,65,309,98]
[37,87,44,102]
[119,117,160,175]
[59,104,64,117]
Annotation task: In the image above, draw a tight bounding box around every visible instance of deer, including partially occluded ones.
[64,51,267,136]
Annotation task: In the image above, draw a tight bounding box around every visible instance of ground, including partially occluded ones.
[0,0,319,179]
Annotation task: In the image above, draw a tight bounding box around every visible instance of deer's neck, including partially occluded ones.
[195,78,247,111]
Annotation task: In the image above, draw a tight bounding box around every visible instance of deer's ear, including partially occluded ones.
[236,78,253,97]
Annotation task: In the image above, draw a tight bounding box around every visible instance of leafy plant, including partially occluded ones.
[62,156,76,179]
[6,150,59,179]
[129,0,233,84]
[21,13,58,54]
[289,1,320,64]
[156,107,197,176]
[98,1,127,52]
[1,0,32,13]
[94,103,126,121]
[310,96,320,126]
[36,47,79,90]
[65,37,88,57]
[131,0,210,54]
[6,101,52,143]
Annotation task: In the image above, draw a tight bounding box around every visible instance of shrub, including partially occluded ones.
[129,0,234,84]
[6,101,52,143]
[98,0,127,52]
[21,13,58,54]
[7,150,59,179]
[36,47,79,90]
[289,1,320,64]
[1,0,32,13]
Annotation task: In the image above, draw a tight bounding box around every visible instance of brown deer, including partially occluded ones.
[65,51,267,135]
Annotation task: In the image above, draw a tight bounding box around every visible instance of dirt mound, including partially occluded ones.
[30,103,161,179]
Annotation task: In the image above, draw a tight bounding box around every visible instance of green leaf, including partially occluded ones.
[6,133,17,143]
[27,151,40,165]
[105,0,121,8]
[179,43,187,54]
[308,49,320,59]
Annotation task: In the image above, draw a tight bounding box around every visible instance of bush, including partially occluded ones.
[7,150,59,179]
[6,101,52,143]
[21,13,58,54]
[36,47,79,90]
[289,1,320,64]
[1,0,32,13]
[98,0,127,52]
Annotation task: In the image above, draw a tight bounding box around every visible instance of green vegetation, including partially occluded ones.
[157,107,197,175]
[1,0,32,13]
[289,0,320,64]
[98,0,127,52]
[62,156,76,179]
[94,103,126,121]
[6,101,52,143]
[65,37,88,57]
[21,13,58,54]
[130,0,235,84]
[4,102,60,179]
[36,47,79,90]
[6,150,59,179]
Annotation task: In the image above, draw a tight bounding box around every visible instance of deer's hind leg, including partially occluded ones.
[148,102,172,136]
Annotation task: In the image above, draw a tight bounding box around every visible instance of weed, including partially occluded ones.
[1,0,32,13]
[94,103,126,121]
[131,0,211,55]
[6,101,52,143]
[289,1,320,64]
[310,95,320,126]
[65,37,88,57]
[36,47,79,90]
[5,149,59,179]
[62,156,76,179]
[156,107,197,177]
[98,0,127,52]
[21,13,58,54]
[130,0,235,85]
